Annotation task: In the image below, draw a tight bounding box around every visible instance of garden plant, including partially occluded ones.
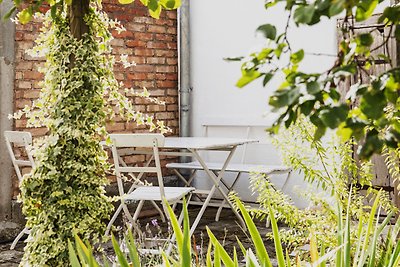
[68,197,400,266]
[2,0,179,265]
[243,116,399,261]
[232,0,400,159]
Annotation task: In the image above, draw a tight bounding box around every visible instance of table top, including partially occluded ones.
[163,137,258,150]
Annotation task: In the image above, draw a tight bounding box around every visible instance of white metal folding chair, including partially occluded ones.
[4,131,35,250]
[105,134,195,252]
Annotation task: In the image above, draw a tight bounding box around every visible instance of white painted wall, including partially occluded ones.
[188,0,337,207]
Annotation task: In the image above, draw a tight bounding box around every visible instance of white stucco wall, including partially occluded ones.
[188,0,338,207]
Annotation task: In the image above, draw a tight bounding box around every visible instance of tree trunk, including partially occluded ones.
[68,0,90,40]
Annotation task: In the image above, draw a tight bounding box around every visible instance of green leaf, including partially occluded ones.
[300,100,315,116]
[319,105,349,129]
[236,69,262,88]
[181,199,191,267]
[149,4,162,19]
[17,8,32,24]
[329,0,345,17]
[126,228,141,267]
[294,5,315,24]
[160,0,176,9]
[256,24,277,40]
[236,200,272,267]
[356,0,378,21]
[269,88,300,108]
[68,240,81,267]
[148,0,159,11]
[111,235,130,267]
[306,81,320,94]
[356,33,374,47]
[268,204,285,267]
[164,200,184,255]
[207,227,235,267]
[3,6,16,20]
[263,73,274,86]
[119,0,134,4]
[360,91,386,120]
[290,49,304,64]
[359,129,383,159]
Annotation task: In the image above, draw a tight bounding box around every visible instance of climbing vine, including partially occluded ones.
[2,0,180,265]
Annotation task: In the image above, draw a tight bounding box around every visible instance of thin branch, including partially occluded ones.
[283,8,292,53]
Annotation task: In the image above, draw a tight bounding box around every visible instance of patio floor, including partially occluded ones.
[0,206,278,266]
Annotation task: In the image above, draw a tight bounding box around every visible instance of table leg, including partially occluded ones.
[189,147,247,230]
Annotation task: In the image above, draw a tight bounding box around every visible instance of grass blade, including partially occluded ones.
[268,204,285,267]
[126,228,141,267]
[182,199,191,267]
[237,199,271,267]
[111,234,130,267]
[68,240,81,267]
[165,199,184,255]
[207,226,235,266]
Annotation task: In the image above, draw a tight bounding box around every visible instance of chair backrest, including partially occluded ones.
[109,133,166,198]
[4,131,35,182]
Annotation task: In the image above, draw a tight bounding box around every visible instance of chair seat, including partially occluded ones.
[125,186,195,202]
[166,161,291,174]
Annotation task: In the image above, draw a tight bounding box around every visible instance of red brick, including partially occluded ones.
[16,99,31,109]
[147,105,166,112]
[126,40,147,48]
[146,57,165,64]
[155,34,174,42]
[157,80,177,88]
[112,30,134,39]
[147,25,166,33]
[156,66,176,73]
[134,65,155,73]
[126,23,146,32]
[106,122,125,132]
[147,42,167,49]
[127,73,147,80]
[134,32,154,41]
[17,81,32,89]
[134,48,154,56]
[166,11,177,19]
[166,58,178,65]
[155,50,175,57]
[24,71,43,79]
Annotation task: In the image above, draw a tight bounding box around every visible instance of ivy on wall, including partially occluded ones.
[1,0,180,265]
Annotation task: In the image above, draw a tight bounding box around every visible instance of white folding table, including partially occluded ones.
[112,137,258,234]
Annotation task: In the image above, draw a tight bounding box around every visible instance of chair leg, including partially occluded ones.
[121,202,141,233]
[215,172,242,222]
[10,227,29,250]
[133,200,145,221]
[106,204,123,236]
[150,200,166,222]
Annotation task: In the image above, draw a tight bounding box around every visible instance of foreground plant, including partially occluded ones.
[69,197,400,266]
[230,0,400,159]
[244,116,398,261]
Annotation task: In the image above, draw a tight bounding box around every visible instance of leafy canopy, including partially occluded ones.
[232,0,400,159]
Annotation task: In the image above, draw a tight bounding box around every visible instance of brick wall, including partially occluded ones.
[12,1,179,197]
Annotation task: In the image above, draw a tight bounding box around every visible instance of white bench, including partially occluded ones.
[166,120,292,221]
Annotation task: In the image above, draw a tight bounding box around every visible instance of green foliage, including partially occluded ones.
[6,0,176,265]
[6,0,181,23]
[69,197,400,266]
[244,115,398,262]
[232,0,400,159]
